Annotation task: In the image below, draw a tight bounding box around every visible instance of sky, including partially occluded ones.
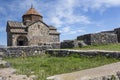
[1,0,120,45]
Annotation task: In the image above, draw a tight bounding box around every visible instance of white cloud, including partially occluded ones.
[59,26,85,35]
[46,0,91,27]
[69,29,85,34]
[80,0,120,11]
[59,27,70,33]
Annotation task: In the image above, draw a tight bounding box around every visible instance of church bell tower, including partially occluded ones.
[22,5,43,25]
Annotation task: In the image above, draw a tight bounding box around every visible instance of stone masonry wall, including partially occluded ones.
[77,34,91,45]
[0,46,51,57]
[60,40,75,48]
[28,22,50,45]
[77,33,118,45]
[47,49,120,58]
[90,33,118,45]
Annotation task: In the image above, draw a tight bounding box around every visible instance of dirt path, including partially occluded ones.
[47,62,120,80]
[0,59,36,80]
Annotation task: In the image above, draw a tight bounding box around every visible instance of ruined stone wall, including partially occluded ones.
[60,40,87,48]
[60,40,75,48]
[77,33,118,45]
[77,34,91,45]
[0,46,51,57]
[50,42,60,49]
[47,49,120,58]
[90,33,118,45]
[114,28,120,42]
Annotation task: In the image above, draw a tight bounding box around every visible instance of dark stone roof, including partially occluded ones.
[10,29,27,33]
[49,26,57,30]
[7,21,26,28]
[7,21,60,34]
[49,30,60,34]
[49,26,60,35]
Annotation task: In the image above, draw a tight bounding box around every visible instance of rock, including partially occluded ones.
[0,77,6,80]
[116,71,120,79]
[47,76,55,80]
[61,40,74,48]
[29,75,37,79]
[78,41,87,47]
[0,60,10,68]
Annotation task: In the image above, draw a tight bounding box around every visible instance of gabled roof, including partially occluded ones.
[7,21,26,28]
[26,20,49,28]
[49,26,57,30]
[10,29,27,33]
[49,32,60,35]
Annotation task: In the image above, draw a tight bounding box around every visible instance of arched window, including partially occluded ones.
[17,36,28,46]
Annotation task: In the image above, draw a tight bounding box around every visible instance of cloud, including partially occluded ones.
[59,26,85,35]
[80,0,120,11]
[45,0,91,27]
[0,0,91,28]
[59,27,70,33]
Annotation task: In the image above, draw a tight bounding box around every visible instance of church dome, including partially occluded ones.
[22,6,43,25]
[23,6,42,16]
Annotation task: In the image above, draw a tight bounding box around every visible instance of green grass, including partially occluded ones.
[4,55,120,80]
[74,43,120,51]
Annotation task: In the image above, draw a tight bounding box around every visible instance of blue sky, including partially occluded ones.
[1,0,120,45]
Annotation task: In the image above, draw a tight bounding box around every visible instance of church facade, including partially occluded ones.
[6,6,60,47]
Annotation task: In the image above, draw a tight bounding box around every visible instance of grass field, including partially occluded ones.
[74,43,120,51]
[4,55,120,80]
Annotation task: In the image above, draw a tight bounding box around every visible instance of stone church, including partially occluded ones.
[6,6,60,47]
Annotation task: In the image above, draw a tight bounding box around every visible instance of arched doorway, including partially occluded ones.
[17,36,28,46]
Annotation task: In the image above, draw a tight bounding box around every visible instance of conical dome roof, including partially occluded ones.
[22,6,43,24]
[23,6,41,16]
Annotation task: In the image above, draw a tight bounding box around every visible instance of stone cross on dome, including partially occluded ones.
[31,4,34,9]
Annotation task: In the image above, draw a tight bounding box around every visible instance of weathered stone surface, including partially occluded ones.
[0,60,10,68]
[77,33,118,45]
[60,40,87,48]
[47,49,120,58]
[61,40,74,48]
[114,28,120,42]
[0,46,51,57]
[78,41,87,47]
[77,34,91,45]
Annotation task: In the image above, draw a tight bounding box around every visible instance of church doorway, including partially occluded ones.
[17,36,28,46]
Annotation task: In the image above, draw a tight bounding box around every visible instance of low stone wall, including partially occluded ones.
[60,40,87,49]
[0,46,51,57]
[60,40,75,48]
[77,34,91,45]
[77,33,118,45]
[91,33,118,45]
[46,49,120,58]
